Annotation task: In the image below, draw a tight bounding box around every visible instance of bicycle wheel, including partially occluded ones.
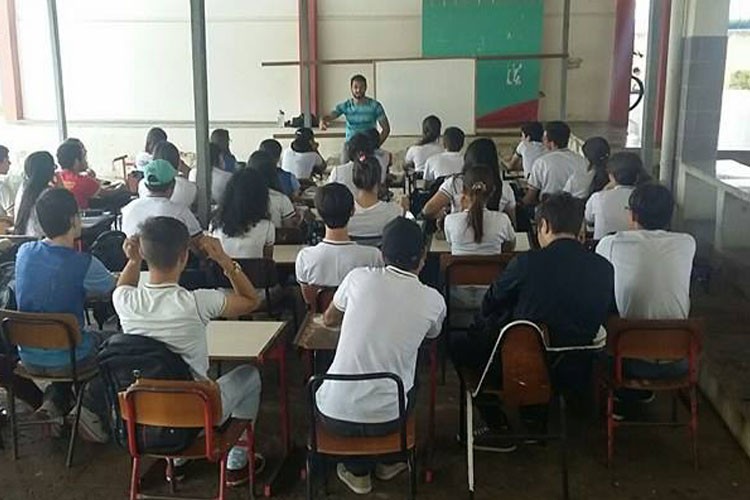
[629,75,645,111]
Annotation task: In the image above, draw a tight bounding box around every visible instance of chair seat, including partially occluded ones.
[618,377,691,391]
[147,418,250,460]
[14,363,99,383]
[311,416,416,456]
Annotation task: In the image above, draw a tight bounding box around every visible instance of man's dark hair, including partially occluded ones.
[536,192,584,236]
[544,121,571,149]
[443,127,465,152]
[0,145,8,163]
[209,143,222,168]
[210,128,230,149]
[628,183,674,230]
[153,140,181,170]
[145,127,168,154]
[259,139,283,164]
[381,217,425,271]
[36,188,78,238]
[56,140,84,170]
[346,133,374,162]
[139,216,190,270]
[364,128,381,150]
[521,122,544,142]
[608,152,642,186]
[350,74,367,86]
[315,183,354,229]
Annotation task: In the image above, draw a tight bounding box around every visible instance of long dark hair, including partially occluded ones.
[213,168,270,237]
[248,152,283,193]
[582,137,611,195]
[352,157,382,193]
[463,164,496,243]
[144,127,167,154]
[16,151,56,235]
[152,140,180,170]
[291,128,315,153]
[463,138,503,211]
[418,115,442,146]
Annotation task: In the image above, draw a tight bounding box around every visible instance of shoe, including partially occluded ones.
[375,462,409,481]
[166,458,190,483]
[225,450,266,488]
[73,406,109,443]
[472,426,517,453]
[614,390,656,404]
[336,463,372,495]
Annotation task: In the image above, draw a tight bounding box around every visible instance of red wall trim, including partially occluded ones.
[609,0,635,127]
[0,0,23,120]
[308,0,318,116]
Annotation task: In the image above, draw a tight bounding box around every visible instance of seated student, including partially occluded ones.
[210,128,238,173]
[404,115,443,173]
[210,168,274,259]
[422,138,516,224]
[451,193,613,447]
[188,143,231,203]
[113,217,263,486]
[563,136,610,200]
[317,217,446,494]
[57,139,127,210]
[259,138,301,198]
[365,128,392,184]
[0,145,15,217]
[585,152,641,240]
[596,183,696,407]
[296,183,383,287]
[15,151,58,237]
[507,122,547,179]
[348,157,405,240]
[122,160,202,238]
[327,133,372,196]
[138,140,197,208]
[248,152,298,229]
[135,127,168,171]
[15,188,115,441]
[522,121,587,207]
[281,128,325,182]
[423,126,465,182]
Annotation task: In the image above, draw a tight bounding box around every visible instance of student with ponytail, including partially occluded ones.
[563,136,610,199]
[347,156,405,240]
[15,151,58,237]
[404,115,444,172]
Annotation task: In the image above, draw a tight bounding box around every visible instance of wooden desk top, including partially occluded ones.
[430,231,530,254]
[294,314,340,351]
[207,320,286,361]
[274,244,307,265]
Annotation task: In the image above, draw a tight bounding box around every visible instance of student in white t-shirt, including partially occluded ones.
[585,152,641,240]
[138,140,197,208]
[424,127,465,182]
[563,136,611,200]
[596,183,696,404]
[404,115,444,173]
[210,168,275,259]
[422,137,516,224]
[250,153,299,229]
[296,183,383,287]
[507,122,546,179]
[281,127,326,181]
[0,145,16,218]
[135,127,167,171]
[348,157,405,240]
[523,121,587,207]
[122,160,203,238]
[327,133,374,196]
[317,217,446,495]
[14,151,57,238]
[113,217,263,487]
[188,143,232,204]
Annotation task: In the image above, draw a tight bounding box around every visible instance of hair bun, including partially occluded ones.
[470,181,487,192]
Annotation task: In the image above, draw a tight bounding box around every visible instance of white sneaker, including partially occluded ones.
[73,406,109,443]
[375,462,409,481]
[336,463,372,495]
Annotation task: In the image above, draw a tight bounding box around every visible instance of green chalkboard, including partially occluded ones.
[423,0,544,125]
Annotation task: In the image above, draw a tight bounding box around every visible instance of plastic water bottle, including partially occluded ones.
[277,110,285,127]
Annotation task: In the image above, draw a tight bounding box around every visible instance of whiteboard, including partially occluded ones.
[375,59,475,136]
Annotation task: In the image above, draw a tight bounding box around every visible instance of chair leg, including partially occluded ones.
[559,394,570,500]
[65,381,87,468]
[690,385,699,470]
[606,388,614,468]
[129,456,141,500]
[166,458,176,494]
[247,424,255,500]
[305,454,314,500]
[408,449,417,500]
[466,390,475,498]
[8,381,18,460]
[458,377,466,443]
[219,455,228,500]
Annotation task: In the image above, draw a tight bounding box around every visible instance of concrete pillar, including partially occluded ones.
[675,0,730,175]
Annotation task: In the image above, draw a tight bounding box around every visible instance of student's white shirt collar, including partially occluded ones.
[322,239,357,246]
[385,265,419,280]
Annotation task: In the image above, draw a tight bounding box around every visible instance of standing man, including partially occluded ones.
[321,74,391,162]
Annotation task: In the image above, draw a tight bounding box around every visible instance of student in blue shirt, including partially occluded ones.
[210,128,238,173]
[14,187,115,441]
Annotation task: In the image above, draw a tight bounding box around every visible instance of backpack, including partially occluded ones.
[97,333,199,454]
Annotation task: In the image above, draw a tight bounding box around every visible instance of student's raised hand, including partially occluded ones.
[123,236,142,262]
[399,194,410,213]
[199,236,232,267]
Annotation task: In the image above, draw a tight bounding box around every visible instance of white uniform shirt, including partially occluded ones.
[210,220,275,259]
[138,176,197,208]
[405,141,444,172]
[585,185,635,240]
[189,167,231,204]
[316,266,446,423]
[281,149,324,180]
[438,176,516,215]
[444,209,516,255]
[515,140,547,178]
[0,176,16,217]
[113,284,226,378]
[527,149,587,195]
[348,200,402,238]
[121,196,202,237]
[268,190,296,228]
[424,151,464,182]
[563,169,595,199]
[596,230,696,319]
[295,240,384,286]
[327,161,356,196]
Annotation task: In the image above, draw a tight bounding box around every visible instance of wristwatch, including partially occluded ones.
[223,260,242,277]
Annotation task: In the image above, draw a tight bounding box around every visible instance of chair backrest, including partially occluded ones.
[607,317,703,383]
[90,230,128,272]
[307,372,409,453]
[440,253,515,287]
[475,320,552,408]
[276,227,306,245]
[300,284,337,313]
[0,309,81,350]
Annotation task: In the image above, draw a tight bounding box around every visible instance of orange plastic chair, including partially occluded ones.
[605,317,703,469]
[118,377,255,500]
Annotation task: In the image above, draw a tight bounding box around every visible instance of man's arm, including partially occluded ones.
[199,236,260,317]
[323,301,344,327]
[522,186,540,207]
[117,236,142,288]
[479,255,525,322]
[378,114,391,146]
[320,107,343,130]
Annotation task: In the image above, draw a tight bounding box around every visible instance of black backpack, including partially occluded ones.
[97,333,200,454]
